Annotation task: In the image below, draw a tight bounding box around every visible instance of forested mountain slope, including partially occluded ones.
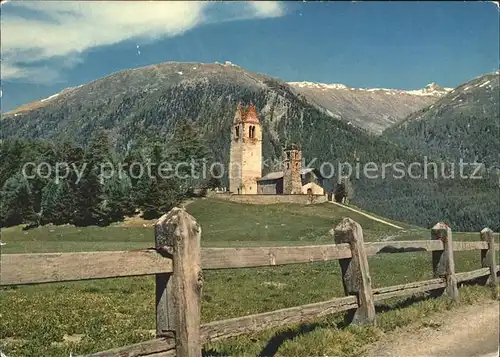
[1,62,498,231]
[289,81,449,134]
[384,71,500,169]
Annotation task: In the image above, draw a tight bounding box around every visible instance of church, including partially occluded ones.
[228,103,325,195]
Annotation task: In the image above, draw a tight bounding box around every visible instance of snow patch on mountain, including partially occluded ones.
[290,82,348,90]
[479,80,491,88]
[288,81,452,97]
[40,93,60,102]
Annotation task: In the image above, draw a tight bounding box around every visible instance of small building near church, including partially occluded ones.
[257,167,326,195]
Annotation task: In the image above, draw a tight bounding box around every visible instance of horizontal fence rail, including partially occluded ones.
[1,250,173,286]
[2,242,499,286]
[83,335,176,357]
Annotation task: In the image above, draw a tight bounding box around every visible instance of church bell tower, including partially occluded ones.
[228,103,262,194]
[283,143,302,194]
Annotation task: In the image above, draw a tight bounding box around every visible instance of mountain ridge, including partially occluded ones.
[287,79,450,134]
[3,60,450,134]
[288,80,452,97]
[1,61,498,231]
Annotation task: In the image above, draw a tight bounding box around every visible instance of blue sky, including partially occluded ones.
[1,1,498,112]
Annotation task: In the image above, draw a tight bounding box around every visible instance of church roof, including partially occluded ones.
[258,171,284,181]
[258,167,317,181]
[244,104,260,124]
[233,103,260,124]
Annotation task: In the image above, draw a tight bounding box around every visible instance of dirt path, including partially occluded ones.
[329,201,404,230]
[366,301,499,357]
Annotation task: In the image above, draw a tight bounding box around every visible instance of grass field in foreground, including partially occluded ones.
[1,199,498,356]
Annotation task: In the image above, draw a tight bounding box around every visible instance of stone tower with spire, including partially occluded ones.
[283,143,302,194]
[229,103,262,194]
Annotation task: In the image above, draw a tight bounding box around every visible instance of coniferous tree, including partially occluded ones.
[39,180,63,225]
[103,171,135,222]
[168,118,211,192]
[74,131,112,226]
[206,165,222,190]
[334,181,347,203]
[0,173,36,227]
[138,138,183,219]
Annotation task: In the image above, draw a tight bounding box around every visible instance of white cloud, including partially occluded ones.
[0,1,286,83]
[248,2,285,18]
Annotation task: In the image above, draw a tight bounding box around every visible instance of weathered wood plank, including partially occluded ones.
[147,352,176,357]
[200,295,358,342]
[366,241,490,254]
[201,240,495,270]
[480,228,498,286]
[0,250,173,286]
[82,336,175,357]
[455,267,497,283]
[365,240,443,255]
[373,278,446,301]
[155,207,203,357]
[334,218,376,325]
[373,266,499,302]
[454,241,489,251]
[201,244,352,269]
[431,223,459,301]
[373,278,445,295]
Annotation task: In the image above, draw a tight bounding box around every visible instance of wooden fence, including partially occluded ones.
[1,207,499,357]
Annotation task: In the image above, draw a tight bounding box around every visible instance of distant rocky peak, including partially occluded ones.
[425,82,440,90]
[422,82,448,93]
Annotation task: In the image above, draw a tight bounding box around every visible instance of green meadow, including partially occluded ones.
[1,199,497,356]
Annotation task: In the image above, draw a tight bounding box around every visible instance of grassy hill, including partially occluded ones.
[1,198,491,255]
[0,198,435,254]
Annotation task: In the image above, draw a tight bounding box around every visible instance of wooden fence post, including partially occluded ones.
[431,222,459,301]
[480,227,497,287]
[155,207,203,357]
[334,218,376,325]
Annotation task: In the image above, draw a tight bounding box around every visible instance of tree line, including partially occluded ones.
[0,119,220,228]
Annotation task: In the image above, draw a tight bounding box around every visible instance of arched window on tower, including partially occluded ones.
[249,125,255,138]
[235,126,240,139]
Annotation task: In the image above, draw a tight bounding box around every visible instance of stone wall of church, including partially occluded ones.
[214,193,328,205]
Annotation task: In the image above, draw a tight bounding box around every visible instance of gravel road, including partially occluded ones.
[366,300,499,357]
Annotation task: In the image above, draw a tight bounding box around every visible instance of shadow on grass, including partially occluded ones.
[258,320,331,357]
[203,278,497,357]
[374,292,434,314]
[255,291,443,357]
